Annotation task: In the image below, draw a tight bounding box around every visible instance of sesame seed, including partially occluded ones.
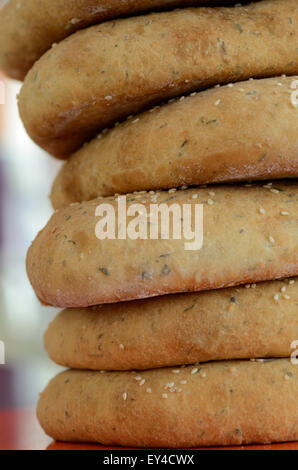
[180,380,187,385]
[192,194,198,199]
[119,344,124,350]
[179,96,185,101]
[123,392,127,401]
[135,376,142,381]
[281,211,289,216]
[181,185,188,190]
[227,83,234,87]
[245,284,251,289]
[270,188,279,194]
[168,188,177,194]
[283,294,290,300]
[172,369,180,374]
[162,393,168,399]
[269,236,275,244]
[214,99,221,106]
[146,388,152,393]
[207,199,214,205]
[139,379,146,386]
[256,359,265,362]
[105,96,112,100]
[209,191,215,196]
[281,286,286,292]
[132,118,139,124]
[259,207,265,214]
[169,387,176,393]
[190,92,197,97]
[274,294,279,301]
[200,372,206,378]
[191,368,198,374]
[289,280,295,285]
[251,283,256,288]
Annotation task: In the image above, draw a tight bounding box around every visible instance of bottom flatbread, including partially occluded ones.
[38,359,298,447]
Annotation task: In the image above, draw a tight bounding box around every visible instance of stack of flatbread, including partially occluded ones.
[0,0,297,447]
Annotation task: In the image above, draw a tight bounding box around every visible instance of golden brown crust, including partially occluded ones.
[45,279,298,371]
[27,182,298,307]
[0,0,234,81]
[37,359,298,447]
[19,0,298,158]
[51,76,298,208]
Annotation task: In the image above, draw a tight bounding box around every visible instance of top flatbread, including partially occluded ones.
[18,0,298,157]
[0,0,238,80]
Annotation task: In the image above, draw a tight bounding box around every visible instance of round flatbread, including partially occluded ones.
[37,359,298,447]
[27,182,298,307]
[45,278,298,370]
[18,0,298,157]
[0,0,234,80]
[51,76,298,208]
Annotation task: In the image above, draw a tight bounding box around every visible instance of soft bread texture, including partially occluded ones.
[0,1,235,81]
[27,182,298,307]
[19,0,298,158]
[37,359,298,447]
[45,279,298,371]
[51,76,298,208]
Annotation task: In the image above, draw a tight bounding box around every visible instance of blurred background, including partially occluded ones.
[0,25,63,411]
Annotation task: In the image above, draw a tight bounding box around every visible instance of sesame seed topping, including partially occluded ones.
[214,99,221,106]
[168,188,177,194]
[281,286,286,293]
[281,211,289,216]
[270,188,279,194]
[289,280,295,285]
[180,380,187,385]
[274,294,279,301]
[192,194,198,199]
[191,368,199,374]
[209,191,215,196]
[119,344,124,350]
[123,392,127,401]
[259,207,265,214]
[172,369,180,374]
[162,393,168,399]
[283,294,290,300]
[269,236,275,244]
[105,96,112,100]
[190,92,197,97]
[135,376,142,381]
[179,96,185,101]
[146,388,152,393]
[139,379,146,386]
[207,199,214,205]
